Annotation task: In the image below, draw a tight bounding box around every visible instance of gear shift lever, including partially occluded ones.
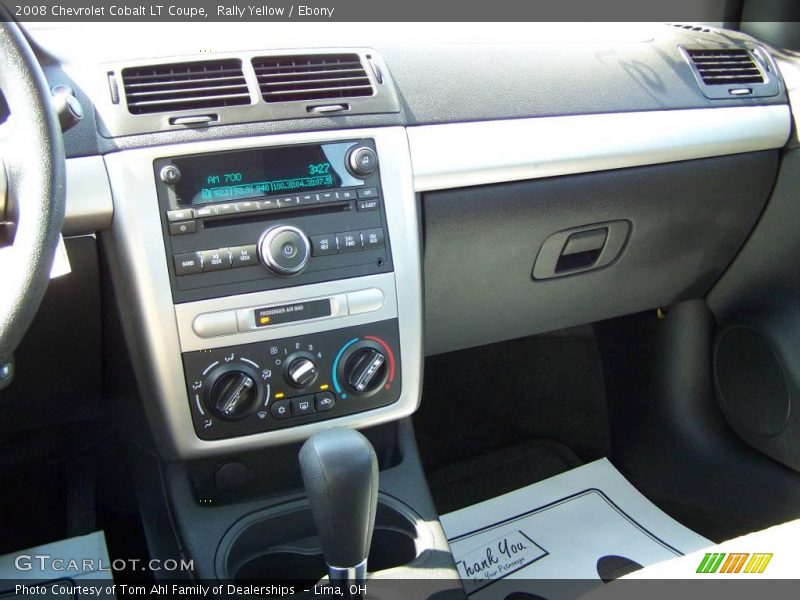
[299,428,378,594]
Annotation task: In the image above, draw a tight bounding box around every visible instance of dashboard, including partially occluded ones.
[20,21,796,460]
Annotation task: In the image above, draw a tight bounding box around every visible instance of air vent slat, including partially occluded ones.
[685,48,765,86]
[252,53,374,104]
[262,84,374,98]
[124,75,248,90]
[126,84,250,101]
[128,94,253,109]
[254,63,364,75]
[255,68,367,80]
[122,59,250,115]
[122,69,245,84]
[260,77,371,91]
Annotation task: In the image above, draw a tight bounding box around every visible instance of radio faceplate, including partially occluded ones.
[155,139,393,304]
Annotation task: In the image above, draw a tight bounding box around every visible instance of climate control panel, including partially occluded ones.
[182,319,401,440]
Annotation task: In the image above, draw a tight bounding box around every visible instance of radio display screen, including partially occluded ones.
[171,143,356,206]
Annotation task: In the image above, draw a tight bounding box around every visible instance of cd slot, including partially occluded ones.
[203,202,351,229]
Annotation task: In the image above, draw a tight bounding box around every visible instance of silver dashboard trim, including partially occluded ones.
[101,127,421,460]
[408,105,792,192]
[64,156,113,235]
[175,274,397,352]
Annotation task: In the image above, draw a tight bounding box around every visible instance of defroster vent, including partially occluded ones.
[252,54,374,103]
[122,59,251,115]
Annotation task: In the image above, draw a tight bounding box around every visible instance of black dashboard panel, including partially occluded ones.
[422,151,779,355]
[24,23,787,157]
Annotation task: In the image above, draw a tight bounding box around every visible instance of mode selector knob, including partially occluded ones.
[287,357,318,388]
[258,225,311,275]
[207,369,259,421]
[346,146,378,178]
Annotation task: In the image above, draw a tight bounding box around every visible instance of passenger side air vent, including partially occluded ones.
[252,54,374,103]
[122,59,251,115]
[681,46,780,99]
[685,49,763,85]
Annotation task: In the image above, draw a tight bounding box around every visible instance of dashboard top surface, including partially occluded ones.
[22,22,787,156]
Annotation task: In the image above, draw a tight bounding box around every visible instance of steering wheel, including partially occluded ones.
[0,18,66,365]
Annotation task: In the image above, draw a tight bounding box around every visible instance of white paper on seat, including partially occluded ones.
[440,458,711,597]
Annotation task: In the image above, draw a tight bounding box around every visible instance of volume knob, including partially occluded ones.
[258,225,311,275]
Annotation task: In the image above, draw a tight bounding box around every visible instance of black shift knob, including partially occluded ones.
[299,428,379,570]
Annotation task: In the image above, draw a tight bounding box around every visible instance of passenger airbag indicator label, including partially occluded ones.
[254,299,331,327]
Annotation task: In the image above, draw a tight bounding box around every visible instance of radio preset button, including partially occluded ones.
[357,199,379,212]
[235,200,260,213]
[357,187,378,199]
[201,248,232,271]
[174,252,203,276]
[216,203,237,215]
[167,208,194,222]
[169,220,197,235]
[336,231,362,253]
[230,245,259,267]
[278,196,300,208]
[298,193,318,205]
[311,234,338,256]
[195,205,217,218]
[259,198,279,211]
[338,190,356,201]
[320,192,336,203]
[361,228,385,249]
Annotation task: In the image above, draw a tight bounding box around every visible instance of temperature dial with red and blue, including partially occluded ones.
[332,336,396,399]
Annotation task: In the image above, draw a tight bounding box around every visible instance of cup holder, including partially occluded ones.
[216,495,430,595]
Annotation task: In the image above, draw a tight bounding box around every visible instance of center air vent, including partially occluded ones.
[685,49,764,85]
[122,59,251,115]
[252,54,374,103]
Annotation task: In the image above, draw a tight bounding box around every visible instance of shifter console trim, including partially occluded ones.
[102,127,421,459]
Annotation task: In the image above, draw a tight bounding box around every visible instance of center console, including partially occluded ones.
[102,127,422,459]
[101,128,459,598]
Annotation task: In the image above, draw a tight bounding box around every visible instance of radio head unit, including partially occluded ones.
[155,139,391,304]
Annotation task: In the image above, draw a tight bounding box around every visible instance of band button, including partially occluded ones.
[174,252,203,276]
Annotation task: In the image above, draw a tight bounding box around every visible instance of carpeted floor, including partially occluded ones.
[414,326,610,513]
